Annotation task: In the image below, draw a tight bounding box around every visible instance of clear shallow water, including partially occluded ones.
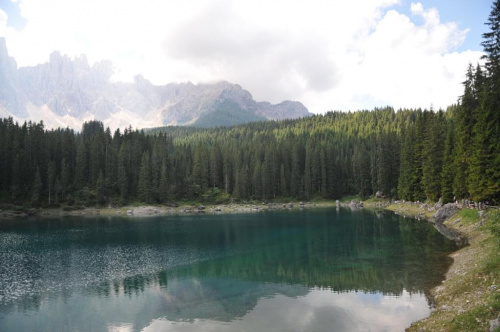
[0,208,458,331]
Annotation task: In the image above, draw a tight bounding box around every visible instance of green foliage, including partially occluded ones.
[398,125,415,200]
[456,208,480,225]
[201,187,231,203]
[441,116,456,203]
[96,170,106,206]
[31,166,42,207]
[449,303,500,332]
[487,210,500,240]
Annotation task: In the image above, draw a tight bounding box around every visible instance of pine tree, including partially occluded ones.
[74,138,87,189]
[468,0,500,203]
[441,116,456,203]
[422,111,445,202]
[412,111,427,202]
[192,144,209,191]
[398,126,415,201]
[159,156,169,202]
[54,178,61,204]
[280,163,288,197]
[118,162,128,204]
[138,152,152,203]
[60,158,70,200]
[96,170,105,205]
[31,166,42,207]
[47,160,56,205]
[209,146,222,189]
[482,1,500,78]
[252,160,262,200]
[454,64,477,199]
[10,153,21,200]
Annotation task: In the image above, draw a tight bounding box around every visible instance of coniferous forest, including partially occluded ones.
[1,4,500,208]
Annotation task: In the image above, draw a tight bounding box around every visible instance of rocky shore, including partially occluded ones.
[0,201,338,219]
[387,202,500,332]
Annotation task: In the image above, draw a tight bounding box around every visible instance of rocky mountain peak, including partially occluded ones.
[0,42,312,129]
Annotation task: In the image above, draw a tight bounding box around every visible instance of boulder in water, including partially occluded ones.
[349,200,363,209]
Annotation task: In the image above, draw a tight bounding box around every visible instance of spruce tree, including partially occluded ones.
[422,111,445,202]
[441,116,456,203]
[31,166,42,207]
[117,162,128,204]
[398,126,415,201]
[47,160,56,205]
[159,156,170,203]
[468,0,500,202]
[74,139,87,189]
[10,153,21,200]
[138,152,152,203]
[454,65,477,199]
[60,158,70,200]
[96,170,105,206]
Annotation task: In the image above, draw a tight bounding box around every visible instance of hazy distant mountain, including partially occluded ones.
[0,38,311,129]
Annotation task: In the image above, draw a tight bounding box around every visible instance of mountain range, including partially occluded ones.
[0,38,311,130]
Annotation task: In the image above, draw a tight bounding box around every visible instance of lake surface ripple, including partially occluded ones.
[0,208,458,331]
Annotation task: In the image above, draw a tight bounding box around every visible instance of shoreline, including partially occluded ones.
[0,201,342,219]
[386,203,500,332]
[0,197,393,220]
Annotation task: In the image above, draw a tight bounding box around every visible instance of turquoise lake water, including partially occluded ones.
[0,208,458,331]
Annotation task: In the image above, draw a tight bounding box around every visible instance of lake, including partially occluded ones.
[0,208,458,331]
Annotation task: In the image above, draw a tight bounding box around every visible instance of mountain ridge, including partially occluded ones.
[0,38,311,129]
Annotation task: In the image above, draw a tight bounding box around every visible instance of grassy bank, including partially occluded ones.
[387,203,500,331]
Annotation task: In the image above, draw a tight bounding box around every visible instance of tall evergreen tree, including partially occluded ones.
[422,111,445,202]
[96,170,106,205]
[10,153,21,200]
[398,126,415,201]
[159,156,170,203]
[441,115,456,203]
[454,64,477,199]
[31,166,42,207]
[60,158,70,200]
[74,138,87,189]
[138,152,152,203]
[47,160,56,205]
[468,0,500,202]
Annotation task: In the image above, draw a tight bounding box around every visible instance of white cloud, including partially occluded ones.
[143,289,431,331]
[0,0,484,113]
[0,9,7,27]
[410,2,424,15]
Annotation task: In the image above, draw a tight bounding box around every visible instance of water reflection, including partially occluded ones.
[0,208,457,331]
[144,289,429,332]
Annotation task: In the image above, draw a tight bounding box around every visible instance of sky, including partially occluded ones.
[0,0,493,113]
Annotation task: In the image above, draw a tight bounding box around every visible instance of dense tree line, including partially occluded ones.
[0,102,496,207]
[1,2,499,207]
